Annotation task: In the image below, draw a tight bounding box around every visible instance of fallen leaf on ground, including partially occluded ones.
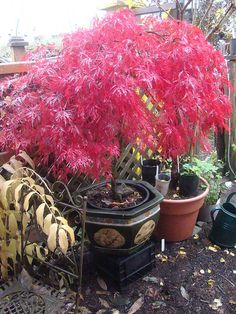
[180,286,190,301]
[230,252,235,256]
[78,307,92,314]
[209,299,222,310]
[193,234,199,240]
[229,299,236,305]
[109,294,130,307]
[160,279,164,286]
[207,269,212,274]
[220,258,226,263]
[111,310,120,314]
[97,277,107,291]
[99,297,110,308]
[224,249,229,254]
[152,301,166,309]
[178,250,186,256]
[146,287,159,298]
[96,291,111,295]
[200,269,205,274]
[207,279,215,287]
[127,297,144,314]
[208,246,219,252]
[143,276,159,284]
[156,254,168,262]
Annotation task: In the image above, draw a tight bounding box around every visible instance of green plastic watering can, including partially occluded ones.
[209,192,236,248]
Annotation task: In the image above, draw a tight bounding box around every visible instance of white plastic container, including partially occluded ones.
[155,172,171,196]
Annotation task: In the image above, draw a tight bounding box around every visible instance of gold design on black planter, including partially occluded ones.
[94,228,125,248]
[134,220,155,244]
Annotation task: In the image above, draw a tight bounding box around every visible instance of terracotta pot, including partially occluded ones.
[154,177,209,242]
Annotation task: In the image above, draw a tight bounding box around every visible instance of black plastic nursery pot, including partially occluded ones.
[179,174,199,197]
[141,159,160,186]
[83,180,163,255]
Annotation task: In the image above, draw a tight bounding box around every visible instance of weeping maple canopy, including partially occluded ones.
[0,10,231,179]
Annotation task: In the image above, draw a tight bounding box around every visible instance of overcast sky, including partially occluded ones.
[0,0,103,43]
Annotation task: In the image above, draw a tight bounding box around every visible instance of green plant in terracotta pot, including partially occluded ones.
[156,154,223,240]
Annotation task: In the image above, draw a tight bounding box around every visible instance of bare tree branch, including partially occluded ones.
[182,0,194,13]
[206,4,234,40]
[180,0,194,20]
[175,0,181,20]
[197,0,214,28]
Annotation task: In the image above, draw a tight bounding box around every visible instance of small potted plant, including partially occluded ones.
[179,158,203,197]
[155,156,210,242]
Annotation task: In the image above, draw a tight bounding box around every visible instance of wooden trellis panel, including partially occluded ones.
[115,144,154,180]
[115,92,159,180]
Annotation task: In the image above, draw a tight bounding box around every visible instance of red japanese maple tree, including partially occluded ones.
[0,10,231,180]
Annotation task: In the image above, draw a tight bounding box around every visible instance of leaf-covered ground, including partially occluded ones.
[79,223,236,314]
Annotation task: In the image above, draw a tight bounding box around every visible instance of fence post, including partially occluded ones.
[225,52,236,177]
[8,36,28,62]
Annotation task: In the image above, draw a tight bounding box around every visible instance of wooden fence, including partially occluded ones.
[0,61,33,76]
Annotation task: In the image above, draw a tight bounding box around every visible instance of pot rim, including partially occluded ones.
[163,177,209,204]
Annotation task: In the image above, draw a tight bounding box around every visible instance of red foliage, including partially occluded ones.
[0,10,231,179]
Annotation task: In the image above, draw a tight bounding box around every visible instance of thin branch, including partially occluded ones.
[175,0,181,20]
[197,0,214,28]
[25,252,78,278]
[145,30,168,39]
[180,0,194,21]
[218,273,235,287]
[192,0,199,25]
[206,4,234,41]
[182,0,194,13]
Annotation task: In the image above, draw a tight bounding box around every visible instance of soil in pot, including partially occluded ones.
[87,182,149,210]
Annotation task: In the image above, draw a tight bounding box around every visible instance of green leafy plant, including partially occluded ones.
[180,158,203,177]
[181,154,223,203]
[197,154,223,205]
[0,152,75,280]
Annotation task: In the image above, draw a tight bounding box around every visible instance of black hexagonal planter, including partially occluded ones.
[81,180,163,255]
